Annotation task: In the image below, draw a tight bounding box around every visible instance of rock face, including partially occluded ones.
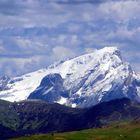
[0,76,10,91]
[28,74,68,103]
[0,47,140,108]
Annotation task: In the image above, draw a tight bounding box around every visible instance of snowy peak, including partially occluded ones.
[48,46,123,80]
[100,46,119,52]
[0,47,140,108]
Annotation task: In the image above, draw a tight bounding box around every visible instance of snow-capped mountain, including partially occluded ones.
[0,47,140,108]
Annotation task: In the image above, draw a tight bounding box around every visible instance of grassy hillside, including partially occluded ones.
[11,120,140,140]
[0,100,19,130]
[0,98,140,139]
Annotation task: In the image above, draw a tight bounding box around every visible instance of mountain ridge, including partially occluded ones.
[0,47,140,108]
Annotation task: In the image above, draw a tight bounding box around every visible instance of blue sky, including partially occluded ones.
[0,0,140,77]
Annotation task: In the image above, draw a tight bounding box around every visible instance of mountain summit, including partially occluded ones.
[0,47,140,108]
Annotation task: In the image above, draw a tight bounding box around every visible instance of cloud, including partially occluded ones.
[0,0,25,16]
[98,0,140,22]
[0,0,140,76]
[50,0,133,5]
[84,47,97,53]
[0,51,58,77]
[52,46,76,60]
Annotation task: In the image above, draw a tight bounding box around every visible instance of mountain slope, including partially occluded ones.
[12,121,140,140]
[0,47,140,107]
[0,98,140,139]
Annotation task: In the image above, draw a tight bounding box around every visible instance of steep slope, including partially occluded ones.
[0,98,140,139]
[0,47,140,107]
[28,74,68,103]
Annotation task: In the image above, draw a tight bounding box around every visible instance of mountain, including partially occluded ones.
[0,98,140,139]
[0,47,140,108]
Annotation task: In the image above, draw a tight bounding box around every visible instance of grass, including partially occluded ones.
[11,121,140,140]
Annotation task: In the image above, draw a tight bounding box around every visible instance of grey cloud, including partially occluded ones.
[0,0,140,76]
[46,0,136,5]
[0,0,26,16]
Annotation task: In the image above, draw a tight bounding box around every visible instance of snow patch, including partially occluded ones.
[43,87,53,95]
[57,97,67,105]
[102,84,112,92]
[72,103,77,108]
